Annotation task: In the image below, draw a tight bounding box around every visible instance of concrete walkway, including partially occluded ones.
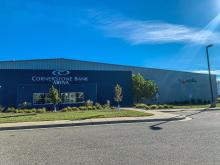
[0,109,185,131]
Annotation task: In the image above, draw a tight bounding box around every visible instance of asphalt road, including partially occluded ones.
[1,110,220,165]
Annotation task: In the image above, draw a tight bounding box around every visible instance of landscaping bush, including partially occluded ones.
[157,105,164,109]
[36,108,46,113]
[6,107,16,113]
[64,107,73,111]
[150,105,158,109]
[71,107,80,111]
[85,100,93,106]
[135,103,147,109]
[168,105,173,109]
[87,106,94,110]
[144,105,150,110]
[95,103,102,110]
[23,109,35,113]
[79,106,87,111]
[61,107,70,112]
[163,104,169,109]
[103,104,110,109]
[3,107,47,113]
[61,107,79,112]
[15,109,24,113]
[18,102,32,109]
[0,105,4,112]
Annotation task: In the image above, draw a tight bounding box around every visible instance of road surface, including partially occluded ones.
[0,110,220,165]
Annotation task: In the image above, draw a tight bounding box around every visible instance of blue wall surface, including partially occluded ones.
[0,69,133,109]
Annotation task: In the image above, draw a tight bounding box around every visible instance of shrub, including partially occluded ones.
[61,107,71,112]
[157,105,164,109]
[0,105,4,112]
[150,105,158,109]
[61,108,69,112]
[71,107,80,111]
[135,103,146,109]
[85,100,93,106]
[18,102,32,109]
[87,106,94,110]
[62,107,80,112]
[144,105,150,110]
[6,107,16,113]
[79,106,87,111]
[61,109,67,112]
[36,108,46,113]
[23,109,33,113]
[17,110,24,113]
[168,105,173,109]
[103,104,110,109]
[163,104,169,109]
[95,103,102,110]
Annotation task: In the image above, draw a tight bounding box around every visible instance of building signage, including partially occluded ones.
[178,78,197,84]
[32,70,88,85]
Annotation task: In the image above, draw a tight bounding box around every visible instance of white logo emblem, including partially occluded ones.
[52,70,70,76]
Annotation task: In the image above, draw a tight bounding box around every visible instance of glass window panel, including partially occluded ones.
[61,92,84,104]
[33,93,51,105]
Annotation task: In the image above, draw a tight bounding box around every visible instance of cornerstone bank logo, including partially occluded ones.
[32,70,88,85]
[178,78,197,84]
[52,70,70,76]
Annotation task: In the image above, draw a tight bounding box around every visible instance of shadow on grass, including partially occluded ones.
[0,113,37,119]
[149,109,207,131]
[71,115,106,121]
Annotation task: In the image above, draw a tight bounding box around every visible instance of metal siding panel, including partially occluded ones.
[0,59,217,104]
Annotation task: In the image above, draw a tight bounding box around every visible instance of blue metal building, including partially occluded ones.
[0,58,217,108]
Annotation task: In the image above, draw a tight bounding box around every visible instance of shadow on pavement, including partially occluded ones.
[149,109,208,131]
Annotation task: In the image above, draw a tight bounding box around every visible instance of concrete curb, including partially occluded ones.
[0,116,185,131]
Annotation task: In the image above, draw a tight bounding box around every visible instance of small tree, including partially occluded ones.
[132,74,145,103]
[49,86,61,112]
[132,74,158,103]
[114,84,123,111]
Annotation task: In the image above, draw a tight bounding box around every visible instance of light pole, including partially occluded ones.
[206,44,216,108]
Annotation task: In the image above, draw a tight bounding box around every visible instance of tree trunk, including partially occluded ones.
[54,104,57,112]
[117,102,120,111]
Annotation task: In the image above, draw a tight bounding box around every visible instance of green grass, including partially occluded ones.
[0,110,153,124]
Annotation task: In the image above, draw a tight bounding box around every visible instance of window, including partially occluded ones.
[61,92,84,104]
[33,92,85,105]
[33,93,51,105]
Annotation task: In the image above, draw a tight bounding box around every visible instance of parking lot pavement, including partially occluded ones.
[1,110,220,165]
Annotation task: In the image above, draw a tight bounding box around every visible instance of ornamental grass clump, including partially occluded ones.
[79,106,87,111]
[150,105,158,109]
[157,105,164,109]
[36,108,47,113]
[61,107,80,112]
[144,105,150,110]
[135,103,146,109]
[95,103,103,110]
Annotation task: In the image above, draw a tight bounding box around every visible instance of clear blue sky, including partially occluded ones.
[1,0,220,75]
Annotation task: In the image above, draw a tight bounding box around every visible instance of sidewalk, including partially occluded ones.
[157,107,220,112]
[0,109,185,131]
